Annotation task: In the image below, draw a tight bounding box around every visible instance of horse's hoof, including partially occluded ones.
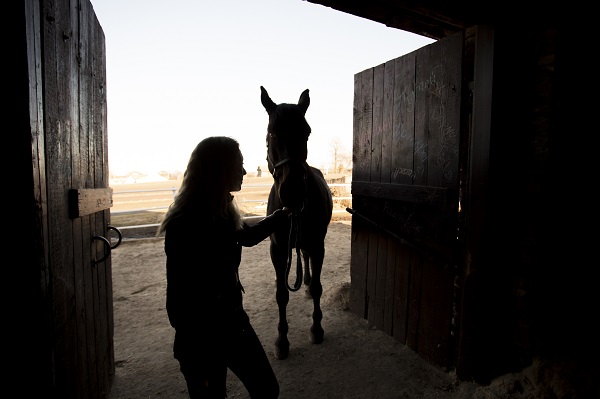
[274,346,289,360]
[310,326,324,344]
[274,338,289,360]
[309,333,324,344]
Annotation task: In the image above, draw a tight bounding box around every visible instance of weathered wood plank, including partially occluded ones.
[69,188,113,218]
[92,5,115,391]
[21,1,51,395]
[349,68,373,318]
[79,1,101,396]
[353,67,373,182]
[392,242,409,343]
[43,0,78,395]
[413,43,430,187]
[352,181,447,208]
[371,63,384,183]
[381,60,395,335]
[390,50,417,340]
[370,63,385,329]
[393,50,416,186]
[381,61,394,185]
[406,249,423,349]
[67,0,93,396]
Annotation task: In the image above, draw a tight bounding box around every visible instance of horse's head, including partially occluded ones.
[261,86,311,209]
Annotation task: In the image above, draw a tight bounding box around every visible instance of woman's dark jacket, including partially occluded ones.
[163,208,288,358]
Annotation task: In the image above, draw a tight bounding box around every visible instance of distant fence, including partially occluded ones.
[111,181,352,232]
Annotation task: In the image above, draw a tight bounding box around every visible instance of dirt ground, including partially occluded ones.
[107,220,582,399]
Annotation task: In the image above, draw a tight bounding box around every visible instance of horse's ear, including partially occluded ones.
[260,86,277,115]
[298,89,310,115]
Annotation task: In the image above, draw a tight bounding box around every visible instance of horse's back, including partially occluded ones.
[309,166,333,215]
[305,166,333,236]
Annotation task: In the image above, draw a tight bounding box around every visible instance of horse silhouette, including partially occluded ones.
[260,86,333,360]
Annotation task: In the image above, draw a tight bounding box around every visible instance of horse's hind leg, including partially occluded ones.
[308,248,325,345]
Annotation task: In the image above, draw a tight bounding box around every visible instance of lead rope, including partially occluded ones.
[285,210,303,292]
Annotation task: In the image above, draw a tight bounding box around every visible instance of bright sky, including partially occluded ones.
[91,0,435,176]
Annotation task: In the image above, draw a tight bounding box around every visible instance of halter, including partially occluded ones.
[267,150,293,175]
[272,157,290,169]
[266,133,307,177]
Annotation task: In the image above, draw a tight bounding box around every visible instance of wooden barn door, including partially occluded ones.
[350,31,466,370]
[25,0,115,397]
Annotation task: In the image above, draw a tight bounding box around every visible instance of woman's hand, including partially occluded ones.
[282,207,294,215]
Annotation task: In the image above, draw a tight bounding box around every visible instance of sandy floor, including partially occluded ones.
[108,221,573,399]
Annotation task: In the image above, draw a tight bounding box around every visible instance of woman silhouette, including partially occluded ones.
[157,136,289,398]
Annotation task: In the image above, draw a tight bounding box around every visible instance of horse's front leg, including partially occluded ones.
[270,241,290,360]
[308,247,325,345]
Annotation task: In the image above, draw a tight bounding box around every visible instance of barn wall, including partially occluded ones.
[491,23,585,360]
[457,23,598,385]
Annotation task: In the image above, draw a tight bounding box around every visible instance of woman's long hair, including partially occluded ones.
[157,136,243,235]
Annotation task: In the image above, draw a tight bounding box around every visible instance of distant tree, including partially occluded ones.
[329,137,352,173]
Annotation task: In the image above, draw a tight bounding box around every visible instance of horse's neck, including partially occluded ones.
[306,164,324,181]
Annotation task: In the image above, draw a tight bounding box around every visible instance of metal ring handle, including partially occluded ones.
[108,225,123,249]
[93,234,111,264]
